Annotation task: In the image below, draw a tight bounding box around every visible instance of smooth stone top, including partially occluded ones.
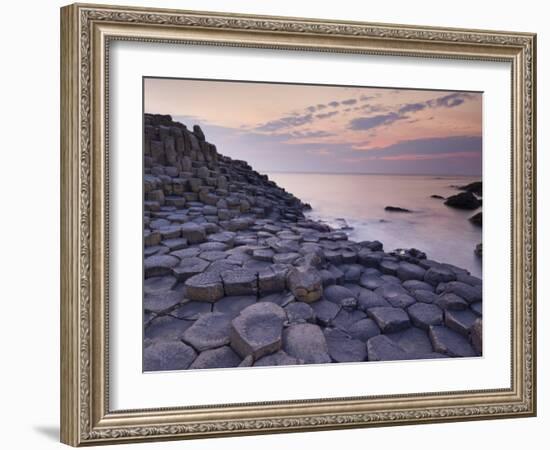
[230,302,287,359]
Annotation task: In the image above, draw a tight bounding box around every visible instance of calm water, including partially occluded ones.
[267,173,482,278]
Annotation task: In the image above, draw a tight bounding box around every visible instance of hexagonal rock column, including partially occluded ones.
[367,307,411,333]
[182,312,233,352]
[428,325,477,357]
[221,268,259,297]
[324,328,367,362]
[407,303,443,330]
[188,346,242,370]
[396,262,426,281]
[230,302,287,360]
[144,340,197,371]
[185,272,224,302]
[286,266,323,303]
[282,323,331,364]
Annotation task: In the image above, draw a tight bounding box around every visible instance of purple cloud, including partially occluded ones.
[349,112,407,130]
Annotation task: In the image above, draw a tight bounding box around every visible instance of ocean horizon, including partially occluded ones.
[267,172,482,278]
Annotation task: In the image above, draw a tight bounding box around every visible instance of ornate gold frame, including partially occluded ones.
[60,3,537,446]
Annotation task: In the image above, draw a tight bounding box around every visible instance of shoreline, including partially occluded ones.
[143,114,483,372]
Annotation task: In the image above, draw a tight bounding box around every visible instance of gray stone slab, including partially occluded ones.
[324,328,367,362]
[287,266,323,303]
[144,254,179,277]
[357,289,390,311]
[375,283,408,300]
[283,323,331,364]
[366,335,409,361]
[230,302,286,359]
[184,271,224,302]
[144,340,197,371]
[471,318,482,355]
[396,262,426,281]
[386,293,416,309]
[213,295,257,318]
[402,279,434,293]
[428,325,477,357]
[170,301,212,320]
[145,315,193,341]
[435,293,469,311]
[332,308,367,332]
[424,265,457,286]
[144,276,178,296]
[386,327,433,354]
[323,285,356,306]
[441,281,482,303]
[367,307,411,333]
[470,301,482,317]
[189,346,241,370]
[258,291,295,308]
[182,312,232,351]
[310,299,341,326]
[222,268,259,296]
[412,289,438,304]
[285,302,316,323]
[253,350,302,367]
[171,257,210,282]
[444,309,479,337]
[407,302,443,330]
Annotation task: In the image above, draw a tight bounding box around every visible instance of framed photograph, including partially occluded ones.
[60,3,537,446]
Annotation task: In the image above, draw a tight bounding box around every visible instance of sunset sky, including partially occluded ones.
[144,78,482,175]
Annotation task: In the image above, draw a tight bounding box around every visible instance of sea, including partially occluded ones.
[266,173,482,278]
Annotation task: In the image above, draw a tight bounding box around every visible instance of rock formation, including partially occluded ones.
[143,114,483,371]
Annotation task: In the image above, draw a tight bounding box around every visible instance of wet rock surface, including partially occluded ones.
[142,114,483,371]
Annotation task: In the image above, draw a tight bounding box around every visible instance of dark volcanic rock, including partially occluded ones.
[428,325,477,357]
[144,255,179,277]
[407,303,443,330]
[444,309,478,337]
[385,206,412,213]
[396,262,426,281]
[324,328,367,362]
[189,346,241,369]
[435,293,469,311]
[347,318,381,342]
[386,327,433,354]
[323,285,356,306]
[144,341,197,371]
[430,194,445,199]
[458,181,482,196]
[444,192,481,210]
[471,318,483,354]
[286,266,323,303]
[475,243,483,258]
[254,350,302,367]
[366,335,409,361]
[222,268,258,297]
[310,299,341,326]
[230,302,286,359]
[424,265,457,286]
[469,211,482,226]
[283,323,331,364]
[185,272,224,302]
[213,295,257,318]
[367,307,411,333]
[182,312,232,351]
[285,302,316,323]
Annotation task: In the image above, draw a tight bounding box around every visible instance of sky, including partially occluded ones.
[144,78,482,176]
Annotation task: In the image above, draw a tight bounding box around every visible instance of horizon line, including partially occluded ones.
[261,170,482,177]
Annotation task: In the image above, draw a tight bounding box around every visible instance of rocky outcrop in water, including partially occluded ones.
[444,191,481,210]
[143,114,483,371]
